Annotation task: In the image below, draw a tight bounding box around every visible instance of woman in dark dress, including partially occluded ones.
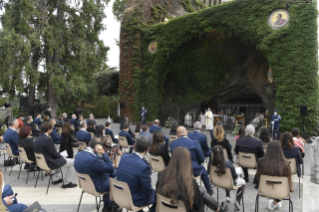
[149,130,170,166]
[17,125,37,171]
[211,125,233,162]
[156,146,227,212]
[87,119,96,134]
[60,122,78,158]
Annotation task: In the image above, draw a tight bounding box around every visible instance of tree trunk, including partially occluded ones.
[28,76,35,108]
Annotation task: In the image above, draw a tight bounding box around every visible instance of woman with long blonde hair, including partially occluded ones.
[0,169,27,211]
[211,125,233,162]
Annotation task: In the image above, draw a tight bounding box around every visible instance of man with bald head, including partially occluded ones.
[170,126,210,192]
[149,119,169,145]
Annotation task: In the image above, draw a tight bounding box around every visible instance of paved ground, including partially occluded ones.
[1,120,307,211]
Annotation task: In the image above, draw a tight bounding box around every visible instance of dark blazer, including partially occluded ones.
[235,135,264,160]
[44,110,51,118]
[24,122,40,137]
[120,122,135,138]
[282,146,303,177]
[119,130,136,145]
[34,133,66,170]
[60,132,77,158]
[18,137,35,161]
[117,153,155,207]
[51,127,61,144]
[74,150,116,193]
[34,118,42,129]
[170,136,205,177]
[3,128,19,155]
[104,128,118,143]
[76,130,92,146]
[211,138,233,162]
[188,131,211,158]
[149,143,170,166]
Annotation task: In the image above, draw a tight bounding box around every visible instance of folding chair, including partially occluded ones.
[118,136,134,153]
[76,173,108,212]
[263,145,267,153]
[3,125,7,132]
[210,165,245,212]
[238,152,257,178]
[18,147,39,184]
[89,132,94,139]
[0,149,6,168]
[110,178,151,212]
[79,141,88,151]
[105,135,113,144]
[156,193,186,212]
[70,124,75,132]
[149,154,165,172]
[57,127,62,135]
[135,133,140,140]
[169,135,178,143]
[5,143,19,175]
[287,158,301,198]
[34,153,64,194]
[255,175,293,212]
[35,124,40,131]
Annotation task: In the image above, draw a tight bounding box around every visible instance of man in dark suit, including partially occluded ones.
[170,126,210,192]
[119,123,136,146]
[105,121,118,143]
[120,117,135,138]
[74,137,122,212]
[3,100,10,108]
[34,122,77,188]
[76,120,92,146]
[235,124,264,182]
[44,106,52,119]
[34,113,43,129]
[24,115,40,137]
[3,118,20,155]
[49,118,61,144]
[74,106,83,119]
[149,119,169,145]
[117,135,156,212]
[188,121,211,158]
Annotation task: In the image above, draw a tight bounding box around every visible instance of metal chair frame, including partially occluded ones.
[5,143,19,176]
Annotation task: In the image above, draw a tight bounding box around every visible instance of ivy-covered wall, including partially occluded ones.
[136,0,318,133]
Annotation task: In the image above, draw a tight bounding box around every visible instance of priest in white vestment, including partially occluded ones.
[184,112,192,127]
[205,108,214,139]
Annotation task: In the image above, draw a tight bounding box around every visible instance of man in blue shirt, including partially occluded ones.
[149,119,169,145]
[139,125,152,143]
[188,121,211,158]
[49,118,61,144]
[140,106,147,124]
[3,118,20,155]
[271,109,281,140]
[34,113,42,129]
[76,120,92,146]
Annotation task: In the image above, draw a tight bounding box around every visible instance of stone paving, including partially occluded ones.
[1,120,306,211]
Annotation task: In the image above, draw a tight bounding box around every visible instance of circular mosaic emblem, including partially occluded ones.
[268,9,289,29]
[148,41,157,54]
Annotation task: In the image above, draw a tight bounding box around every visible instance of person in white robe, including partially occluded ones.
[184,112,192,127]
[205,108,214,139]
[199,112,205,126]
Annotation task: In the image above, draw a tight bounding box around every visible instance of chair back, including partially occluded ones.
[18,147,33,163]
[135,133,140,140]
[238,152,257,168]
[263,145,267,153]
[287,158,297,174]
[233,139,237,152]
[70,124,75,131]
[258,175,290,200]
[57,127,62,135]
[34,153,51,171]
[77,173,107,196]
[79,141,88,151]
[35,124,39,130]
[3,125,7,132]
[110,178,135,210]
[149,154,165,172]
[105,135,113,144]
[5,143,16,158]
[169,135,178,143]
[89,132,94,139]
[209,165,234,190]
[119,136,129,148]
[156,193,186,212]
[16,128,20,133]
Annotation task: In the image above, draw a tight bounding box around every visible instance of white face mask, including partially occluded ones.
[21,118,24,121]
[31,119,33,123]
[274,112,277,116]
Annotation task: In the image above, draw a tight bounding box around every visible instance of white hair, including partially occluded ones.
[194,121,202,130]
[89,114,93,117]
[245,124,255,135]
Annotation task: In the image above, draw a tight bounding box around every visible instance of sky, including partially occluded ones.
[100,0,121,69]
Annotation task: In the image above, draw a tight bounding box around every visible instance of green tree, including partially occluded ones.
[113,0,127,21]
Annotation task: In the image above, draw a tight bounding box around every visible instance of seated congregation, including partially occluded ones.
[0,112,304,212]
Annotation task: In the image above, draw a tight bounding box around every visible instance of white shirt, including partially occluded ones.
[134,152,143,159]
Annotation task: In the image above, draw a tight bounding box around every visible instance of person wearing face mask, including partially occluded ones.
[44,106,52,119]
[140,106,147,124]
[17,113,24,129]
[49,118,61,144]
[34,121,77,189]
[34,113,42,129]
[23,116,40,137]
[271,109,281,141]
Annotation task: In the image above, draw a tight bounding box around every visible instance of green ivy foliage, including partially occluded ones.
[136,0,318,133]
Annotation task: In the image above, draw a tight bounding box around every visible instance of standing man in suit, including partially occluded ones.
[34,122,77,188]
[24,116,40,137]
[139,125,152,143]
[149,119,169,145]
[170,126,210,193]
[76,120,92,146]
[3,118,20,156]
[86,114,97,127]
[117,135,156,212]
[45,106,52,119]
[271,109,281,141]
[74,137,122,212]
[140,106,147,125]
[119,124,136,152]
[188,121,211,158]
[105,121,118,143]
[49,118,61,144]
[34,113,42,129]
[235,124,264,182]
[120,117,135,138]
